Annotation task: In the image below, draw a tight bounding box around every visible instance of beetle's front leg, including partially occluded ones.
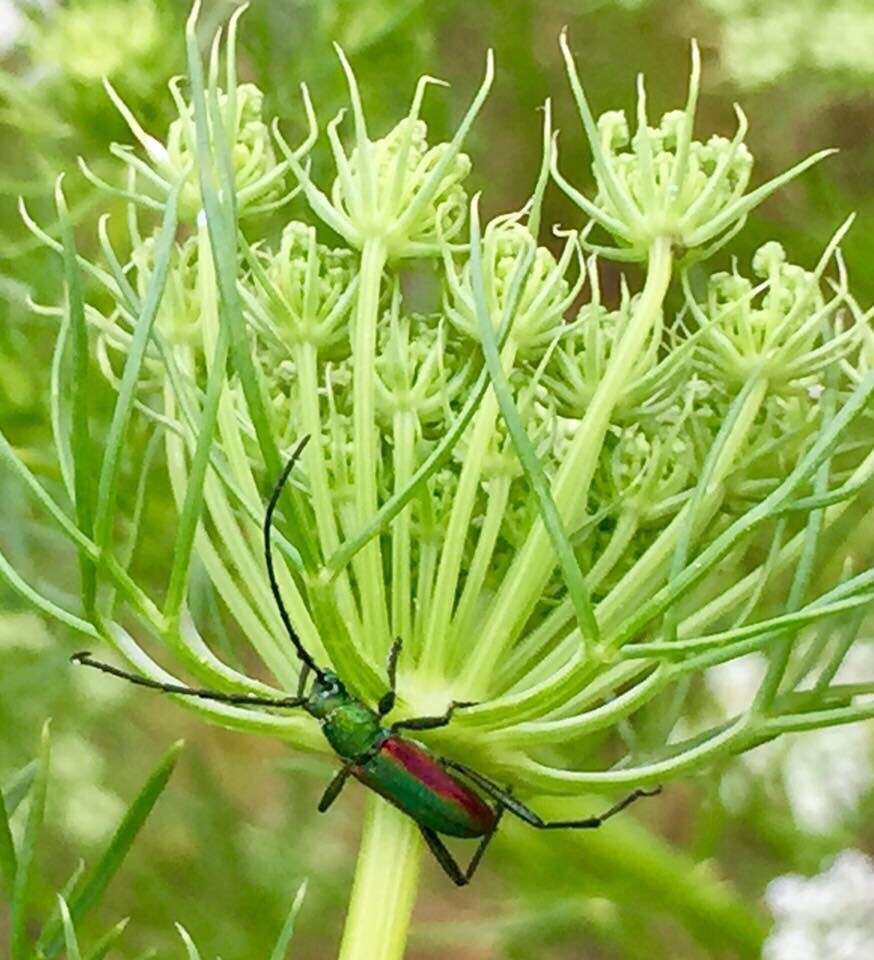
[377,637,404,717]
[390,699,478,733]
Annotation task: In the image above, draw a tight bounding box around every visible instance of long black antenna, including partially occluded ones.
[264,435,325,679]
[70,653,307,708]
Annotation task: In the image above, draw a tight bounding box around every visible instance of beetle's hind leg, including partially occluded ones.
[443,759,661,829]
[420,804,504,887]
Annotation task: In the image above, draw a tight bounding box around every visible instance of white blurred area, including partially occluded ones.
[765,851,874,960]
[0,0,52,55]
[0,0,24,53]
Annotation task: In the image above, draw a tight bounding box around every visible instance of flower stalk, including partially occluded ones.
[338,799,423,960]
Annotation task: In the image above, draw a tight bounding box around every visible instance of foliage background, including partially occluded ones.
[1,0,873,957]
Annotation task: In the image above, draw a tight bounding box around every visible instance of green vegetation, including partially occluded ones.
[2,1,873,958]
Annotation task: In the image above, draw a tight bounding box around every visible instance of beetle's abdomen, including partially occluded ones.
[353,737,495,839]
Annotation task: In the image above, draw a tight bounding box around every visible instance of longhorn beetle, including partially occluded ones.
[73,436,660,886]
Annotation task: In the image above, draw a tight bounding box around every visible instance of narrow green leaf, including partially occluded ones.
[39,741,183,958]
[11,720,51,960]
[685,149,838,248]
[97,213,141,311]
[59,896,83,960]
[270,881,308,960]
[558,30,642,234]
[816,604,867,691]
[176,924,204,960]
[0,544,102,639]
[622,593,874,659]
[163,320,231,618]
[93,181,181,552]
[55,178,97,613]
[758,700,874,737]
[84,918,130,960]
[38,858,87,942]
[50,304,75,502]
[184,3,319,572]
[469,198,600,652]
[0,770,17,897]
[0,427,98,557]
[2,761,35,817]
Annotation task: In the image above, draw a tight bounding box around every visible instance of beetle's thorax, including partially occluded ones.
[321,699,385,759]
[304,671,385,760]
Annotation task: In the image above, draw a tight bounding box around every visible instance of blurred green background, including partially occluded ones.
[2,1,873,957]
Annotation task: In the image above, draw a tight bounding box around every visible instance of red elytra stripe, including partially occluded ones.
[379,737,495,832]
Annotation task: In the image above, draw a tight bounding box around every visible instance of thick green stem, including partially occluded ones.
[461,237,674,688]
[447,474,512,672]
[296,341,362,636]
[391,410,418,643]
[421,339,518,679]
[337,798,423,960]
[353,238,391,655]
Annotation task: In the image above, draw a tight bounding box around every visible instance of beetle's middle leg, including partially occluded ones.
[318,764,353,812]
[419,803,505,887]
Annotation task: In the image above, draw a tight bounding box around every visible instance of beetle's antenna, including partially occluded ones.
[264,435,326,680]
[70,652,307,708]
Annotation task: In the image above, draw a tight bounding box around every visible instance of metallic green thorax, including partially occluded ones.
[322,699,385,759]
[305,672,385,759]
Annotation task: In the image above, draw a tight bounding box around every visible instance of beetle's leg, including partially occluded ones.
[296,663,311,699]
[377,637,403,717]
[386,637,403,687]
[390,699,478,733]
[71,653,307,709]
[419,805,504,887]
[443,759,661,829]
[420,828,467,885]
[318,764,353,812]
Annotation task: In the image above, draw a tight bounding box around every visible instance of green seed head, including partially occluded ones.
[555,32,835,261]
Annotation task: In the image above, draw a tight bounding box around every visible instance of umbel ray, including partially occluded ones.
[74,436,659,886]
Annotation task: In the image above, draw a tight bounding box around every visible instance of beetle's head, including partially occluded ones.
[305,671,350,718]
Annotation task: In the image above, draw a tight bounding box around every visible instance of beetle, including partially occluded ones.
[73,436,659,886]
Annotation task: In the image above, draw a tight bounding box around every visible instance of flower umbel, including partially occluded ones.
[4,8,874,960]
[554,32,836,261]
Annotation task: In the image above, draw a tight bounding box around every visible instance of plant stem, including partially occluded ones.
[421,338,519,679]
[391,410,417,643]
[352,238,391,656]
[462,236,674,688]
[296,340,361,635]
[337,798,423,960]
